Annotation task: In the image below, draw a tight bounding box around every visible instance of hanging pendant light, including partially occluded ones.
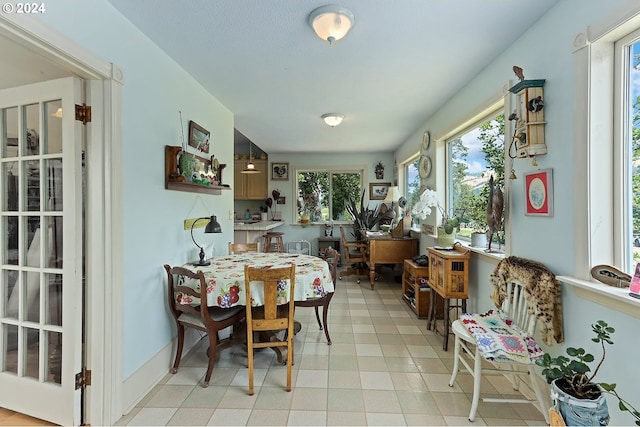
[241,142,261,174]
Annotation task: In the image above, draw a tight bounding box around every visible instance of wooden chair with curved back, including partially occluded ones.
[339,226,369,283]
[244,264,296,395]
[164,264,246,388]
[228,242,260,254]
[294,246,338,345]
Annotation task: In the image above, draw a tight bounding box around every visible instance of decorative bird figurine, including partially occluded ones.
[513,65,525,82]
[486,175,504,252]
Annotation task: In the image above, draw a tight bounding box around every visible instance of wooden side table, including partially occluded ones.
[402,259,431,318]
[426,246,470,350]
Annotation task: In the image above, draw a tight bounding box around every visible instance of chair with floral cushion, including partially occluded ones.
[294,246,338,344]
[164,264,245,388]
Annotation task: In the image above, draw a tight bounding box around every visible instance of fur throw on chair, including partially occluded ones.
[490,256,564,345]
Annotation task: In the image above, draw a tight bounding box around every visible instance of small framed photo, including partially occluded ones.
[271,162,289,180]
[276,196,286,204]
[524,168,553,216]
[188,120,210,153]
[369,182,391,200]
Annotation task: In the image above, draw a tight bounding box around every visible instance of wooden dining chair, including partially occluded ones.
[164,264,245,387]
[339,226,369,283]
[228,242,260,254]
[294,247,337,345]
[244,264,296,395]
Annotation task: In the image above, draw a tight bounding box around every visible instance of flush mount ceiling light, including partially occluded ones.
[321,113,344,127]
[309,5,355,46]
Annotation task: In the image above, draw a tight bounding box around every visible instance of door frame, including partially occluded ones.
[0,15,124,426]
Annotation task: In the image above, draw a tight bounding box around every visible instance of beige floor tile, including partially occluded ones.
[298,354,329,370]
[145,385,194,408]
[385,356,420,373]
[356,355,388,371]
[360,371,395,390]
[287,410,327,426]
[328,354,358,371]
[246,408,289,425]
[362,389,403,413]
[207,408,251,426]
[290,387,328,410]
[327,388,365,412]
[181,385,227,408]
[381,343,411,357]
[295,369,328,388]
[396,390,441,415]
[254,386,295,410]
[390,372,429,391]
[326,411,367,426]
[355,343,383,356]
[127,407,177,426]
[404,413,446,426]
[328,370,361,389]
[365,412,407,425]
[166,407,214,426]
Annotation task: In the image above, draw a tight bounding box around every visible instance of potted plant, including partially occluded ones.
[535,320,640,426]
[411,188,464,247]
[345,189,385,241]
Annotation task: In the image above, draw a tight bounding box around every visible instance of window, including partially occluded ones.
[617,31,640,271]
[575,8,640,278]
[296,169,362,222]
[404,156,421,225]
[446,110,505,245]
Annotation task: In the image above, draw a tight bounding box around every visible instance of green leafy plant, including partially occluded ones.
[345,189,385,240]
[535,320,640,425]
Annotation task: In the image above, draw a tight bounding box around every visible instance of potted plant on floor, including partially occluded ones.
[535,320,640,426]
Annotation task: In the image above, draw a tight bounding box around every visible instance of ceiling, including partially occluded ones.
[116,1,556,153]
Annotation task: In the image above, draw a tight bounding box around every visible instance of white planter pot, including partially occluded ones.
[470,232,487,248]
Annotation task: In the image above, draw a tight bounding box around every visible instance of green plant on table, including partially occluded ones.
[535,320,640,425]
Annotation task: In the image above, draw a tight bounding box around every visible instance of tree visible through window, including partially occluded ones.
[297,170,362,222]
[448,113,505,246]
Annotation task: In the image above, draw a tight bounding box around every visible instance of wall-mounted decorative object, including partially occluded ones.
[369,182,391,200]
[508,68,546,161]
[418,154,432,178]
[421,131,430,153]
[271,162,289,180]
[188,120,210,153]
[524,168,553,216]
[165,146,229,195]
[375,161,384,179]
[276,196,286,204]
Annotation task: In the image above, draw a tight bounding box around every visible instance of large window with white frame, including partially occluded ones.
[445,106,505,247]
[296,168,363,223]
[616,30,640,271]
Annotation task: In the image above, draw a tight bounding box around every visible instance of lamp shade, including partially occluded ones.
[309,5,355,45]
[384,186,402,203]
[191,215,222,266]
[321,113,344,127]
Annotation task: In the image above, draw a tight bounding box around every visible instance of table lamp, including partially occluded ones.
[191,215,222,266]
[383,186,402,227]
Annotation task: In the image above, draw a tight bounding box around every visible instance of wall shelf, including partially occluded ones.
[165,145,230,195]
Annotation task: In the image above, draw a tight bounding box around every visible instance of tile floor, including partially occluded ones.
[112,268,547,426]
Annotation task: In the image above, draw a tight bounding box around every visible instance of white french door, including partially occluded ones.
[0,77,84,425]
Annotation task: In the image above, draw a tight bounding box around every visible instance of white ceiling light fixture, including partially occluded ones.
[309,5,355,46]
[321,113,344,127]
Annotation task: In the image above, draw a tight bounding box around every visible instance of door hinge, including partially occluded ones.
[75,103,92,124]
[75,368,91,389]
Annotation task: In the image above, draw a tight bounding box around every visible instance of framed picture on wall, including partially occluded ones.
[369,182,391,200]
[271,162,289,180]
[188,120,210,153]
[524,168,553,216]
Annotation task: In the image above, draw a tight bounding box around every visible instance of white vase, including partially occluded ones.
[470,231,487,248]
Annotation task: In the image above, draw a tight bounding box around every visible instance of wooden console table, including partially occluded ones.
[426,246,470,350]
[366,235,417,289]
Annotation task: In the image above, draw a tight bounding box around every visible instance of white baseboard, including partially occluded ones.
[120,331,202,415]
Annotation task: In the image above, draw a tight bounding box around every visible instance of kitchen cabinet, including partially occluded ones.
[234,159,268,200]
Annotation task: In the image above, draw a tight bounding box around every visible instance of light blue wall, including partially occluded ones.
[394,1,638,424]
[30,0,640,423]
[264,152,396,255]
[37,1,236,378]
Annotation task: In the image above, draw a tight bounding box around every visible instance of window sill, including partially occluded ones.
[557,275,640,319]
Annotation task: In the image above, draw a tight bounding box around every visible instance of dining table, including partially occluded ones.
[180,252,335,309]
